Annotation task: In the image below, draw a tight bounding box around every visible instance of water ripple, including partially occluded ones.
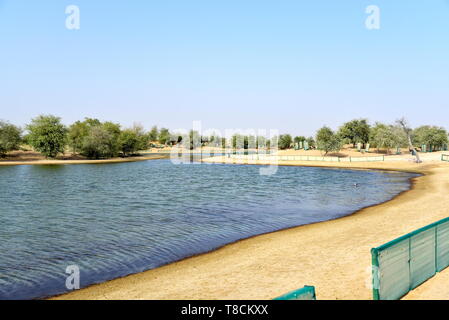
[0,160,418,299]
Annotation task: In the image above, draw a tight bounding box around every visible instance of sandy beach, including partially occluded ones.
[0,153,169,166]
[48,152,449,300]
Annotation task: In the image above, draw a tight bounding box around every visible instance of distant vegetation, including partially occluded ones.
[2,115,173,159]
[316,126,342,155]
[0,115,448,159]
[0,120,22,157]
[315,118,448,158]
[26,115,67,158]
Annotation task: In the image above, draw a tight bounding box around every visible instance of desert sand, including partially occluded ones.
[50,151,449,300]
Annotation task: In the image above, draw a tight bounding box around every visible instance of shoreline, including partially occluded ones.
[0,154,169,166]
[51,159,449,300]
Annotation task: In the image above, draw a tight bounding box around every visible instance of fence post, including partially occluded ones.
[371,248,380,300]
[408,237,412,291]
[435,225,438,273]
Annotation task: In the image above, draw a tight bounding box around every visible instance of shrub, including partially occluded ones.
[0,121,22,157]
[26,115,67,158]
[316,126,342,155]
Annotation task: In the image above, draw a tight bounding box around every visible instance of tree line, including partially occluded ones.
[313,119,448,155]
[0,115,172,159]
[0,116,448,159]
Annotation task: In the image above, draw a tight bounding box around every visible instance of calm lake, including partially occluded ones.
[0,160,418,299]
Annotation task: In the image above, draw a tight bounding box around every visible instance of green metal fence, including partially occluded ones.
[371,217,449,300]
[339,156,385,162]
[442,154,449,162]
[229,155,385,162]
[273,286,316,300]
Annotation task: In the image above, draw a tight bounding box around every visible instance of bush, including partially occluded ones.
[0,121,22,157]
[316,126,342,155]
[26,115,67,158]
[306,136,316,148]
[413,126,448,149]
[68,121,89,154]
[148,126,159,142]
[294,136,306,144]
[338,119,370,147]
[81,126,116,159]
[158,128,171,145]
[119,129,145,156]
[370,123,407,152]
[279,134,293,150]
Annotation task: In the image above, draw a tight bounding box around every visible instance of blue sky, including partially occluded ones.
[1,1,448,136]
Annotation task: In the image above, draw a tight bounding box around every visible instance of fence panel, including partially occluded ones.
[436,221,449,271]
[350,156,384,162]
[372,217,449,300]
[373,239,410,300]
[409,228,436,289]
[273,286,316,300]
[228,154,385,162]
[442,154,449,162]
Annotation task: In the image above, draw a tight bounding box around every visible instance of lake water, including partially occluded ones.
[0,160,418,299]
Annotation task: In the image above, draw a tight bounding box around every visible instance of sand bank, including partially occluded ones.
[52,158,449,300]
[0,154,169,166]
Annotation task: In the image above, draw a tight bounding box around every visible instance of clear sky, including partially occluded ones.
[1,0,448,136]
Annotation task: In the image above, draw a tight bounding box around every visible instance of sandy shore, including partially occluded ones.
[50,155,449,300]
[0,154,169,166]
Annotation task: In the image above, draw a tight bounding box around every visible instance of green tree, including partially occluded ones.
[266,140,271,149]
[369,122,387,149]
[256,136,267,149]
[0,121,22,157]
[119,129,140,156]
[316,126,342,155]
[148,126,159,141]
[67,120,89,154]
[306,136,316,148]
[370,123,407,153]
[102,121,122,156]
[221,137,226,149]
[81,126,116,159]
[338,119,371,147]
[22,133,31,146]
[70,120,122,159]
[207,134,221,147]
[68,119,121,157]
[413,126,448,150]
[26,115,67,158]
[158,128,170,145]
[187,130,201,150]
[294,136,306,144]
[67,118,103,154]
[84,118,102,127]
[231,134,244,149]
[131,124,149,151]
[279,134,293,150]
[270,136,279,149]
[247,135,256,149]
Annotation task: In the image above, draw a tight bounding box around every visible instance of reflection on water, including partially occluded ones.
[0,160,418,299]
